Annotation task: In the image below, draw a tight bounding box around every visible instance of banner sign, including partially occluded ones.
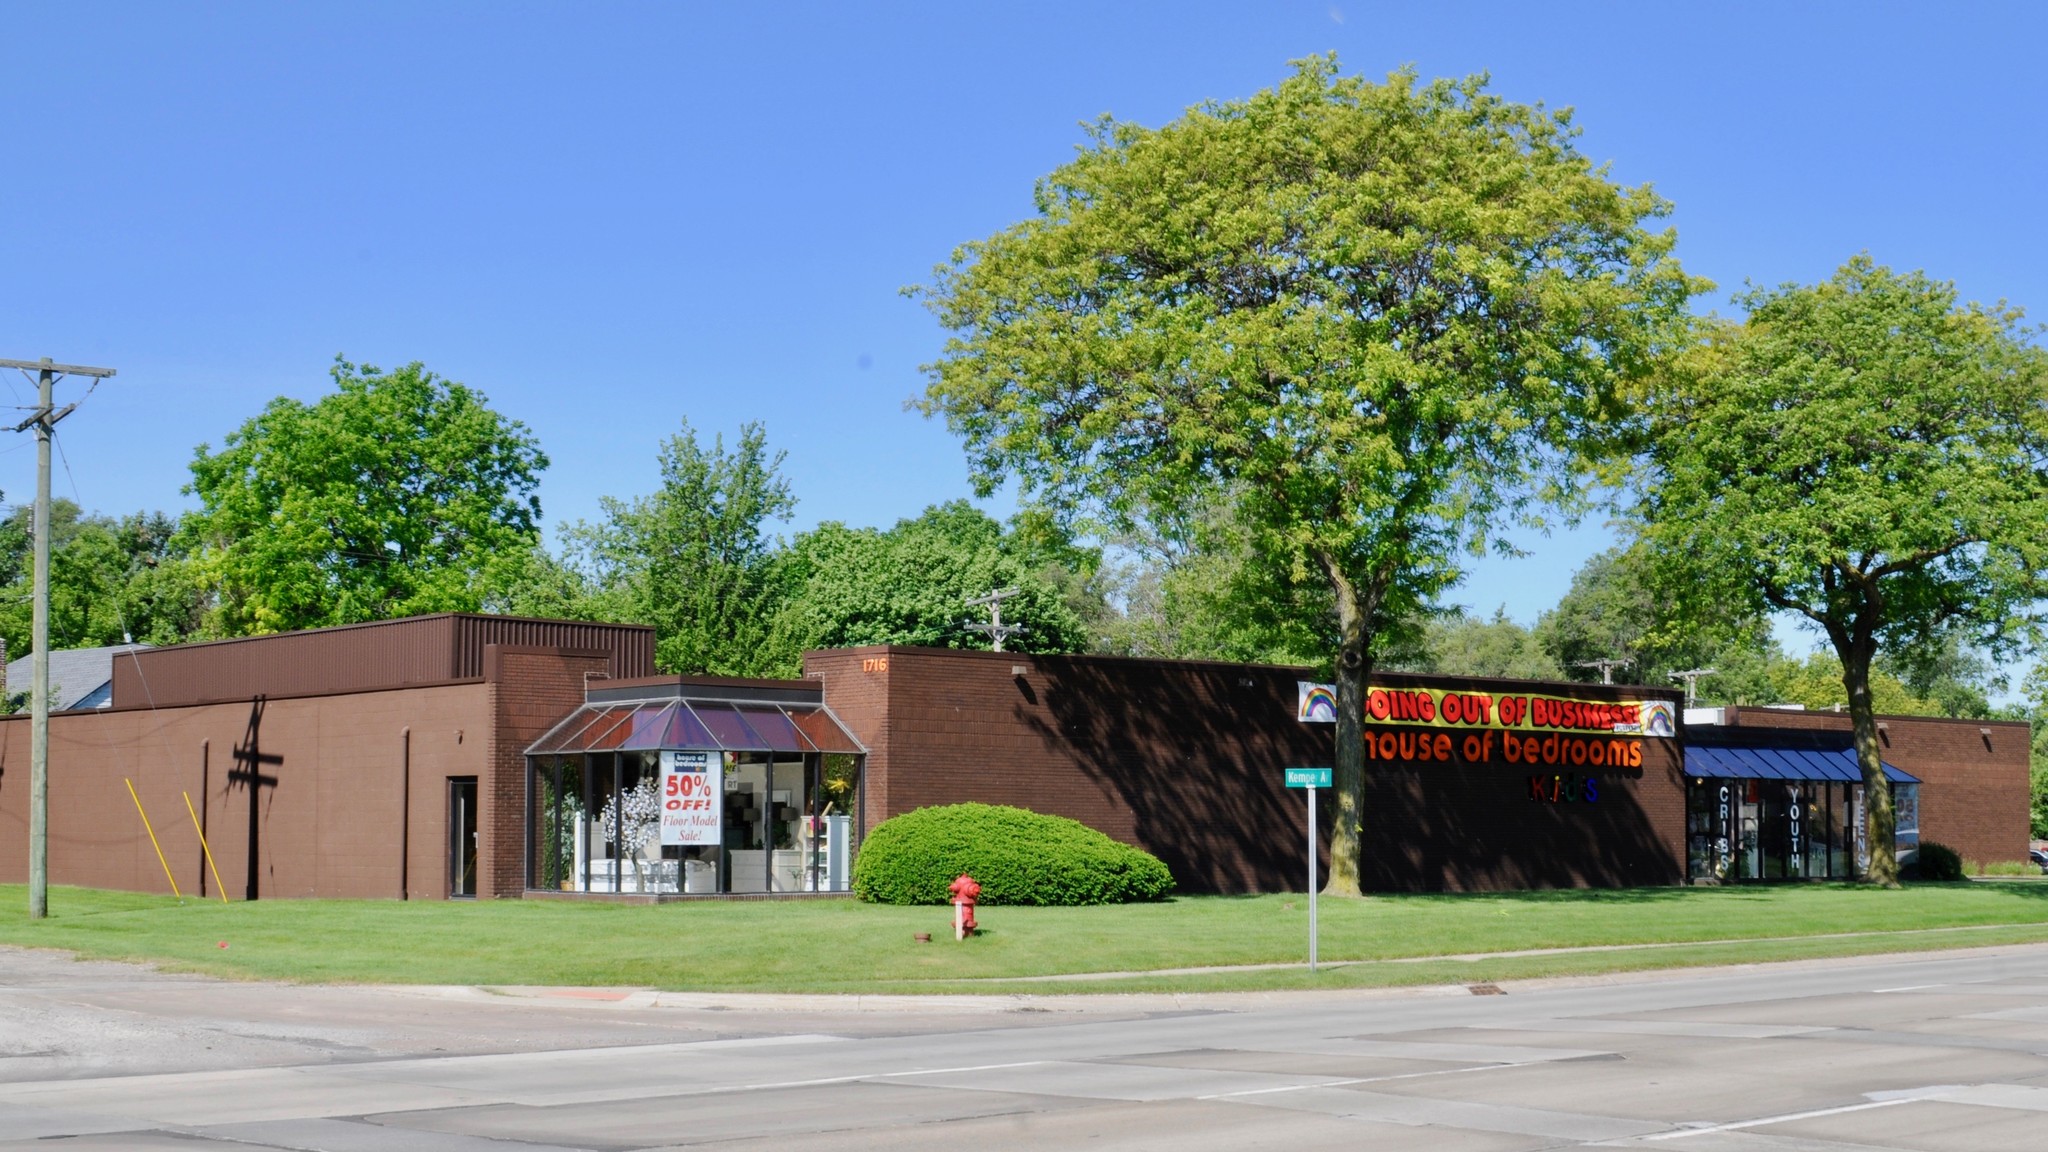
[658,750,722,846]
[1297,682,1674,737]
[1297,682,1338,723]
[1303,683,1674,738]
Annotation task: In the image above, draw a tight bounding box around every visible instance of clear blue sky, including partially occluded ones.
[7,2,2044,650]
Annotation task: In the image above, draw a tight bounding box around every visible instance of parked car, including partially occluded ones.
[2030,848,2048,875]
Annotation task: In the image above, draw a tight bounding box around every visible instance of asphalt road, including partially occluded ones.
[6,945,2048,1150]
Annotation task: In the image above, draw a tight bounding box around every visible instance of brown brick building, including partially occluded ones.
[0,615,650,901]
[804,646,1691,892]
[0,620,2028,900]
[802,646,2030,892]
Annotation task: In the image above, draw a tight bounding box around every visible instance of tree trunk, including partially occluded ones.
[1319,552,1369,898]
[1838,633,1898,887]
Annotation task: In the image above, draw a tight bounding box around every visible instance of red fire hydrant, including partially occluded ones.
[949,873,980,941]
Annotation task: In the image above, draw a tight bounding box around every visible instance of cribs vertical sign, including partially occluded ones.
[659,750,722,846]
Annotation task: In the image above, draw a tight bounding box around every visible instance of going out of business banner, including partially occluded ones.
[1299,681,1675,738]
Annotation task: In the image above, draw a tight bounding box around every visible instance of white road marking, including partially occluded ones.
[1197,1062,1510,1100]
[878,1061,1047,1078]
[1643,1098,1910,1139]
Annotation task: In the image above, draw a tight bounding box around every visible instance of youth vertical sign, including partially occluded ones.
[659,750,722,846]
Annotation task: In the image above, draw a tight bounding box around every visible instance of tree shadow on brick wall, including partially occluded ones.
[1024,658,1684,894]
[1360,758,1683,892]
[1022,659,1330,894]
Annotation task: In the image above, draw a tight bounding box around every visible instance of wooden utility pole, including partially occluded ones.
[1,357,116,920]
[964,587,1025,652]
[1668,667,1717,708]
[1574,657,1631,686]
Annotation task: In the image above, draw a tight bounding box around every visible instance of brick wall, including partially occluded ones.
[1715,708,2030,866]
[805,646,1687,893]
[0,683,490,899]
[802,648,892,834]
[482,645,612,898]
[1360,730,1686,890]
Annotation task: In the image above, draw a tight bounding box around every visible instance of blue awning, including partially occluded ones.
[1686,745,1917,784]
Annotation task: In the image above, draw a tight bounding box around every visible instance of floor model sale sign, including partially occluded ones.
[658,750,722,846]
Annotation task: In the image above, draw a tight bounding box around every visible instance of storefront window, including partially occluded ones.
[1685,775,1874,883]
[527,746,863,896]
[1686,778,1736,881]
[525,694,866,896]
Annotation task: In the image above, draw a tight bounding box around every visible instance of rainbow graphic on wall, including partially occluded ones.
[1298,681,1338,723]
[1639,700,1676,738]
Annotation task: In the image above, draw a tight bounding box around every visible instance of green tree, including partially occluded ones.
[0,501,206,658]
[564,420,795,676]
[1875,631,2001,719]
[762,501,1088,672]
[1534,543,1781,701]
[183,359,547,634]
[1387,607,1563,681]
[1762,650,1937,716]
[914,58,1697,895]
[1640,259,2048,885]
[1091,495,1338,666]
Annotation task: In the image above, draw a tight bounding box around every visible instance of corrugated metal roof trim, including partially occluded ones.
[1685,745,1918,784]
[525,699,865,756]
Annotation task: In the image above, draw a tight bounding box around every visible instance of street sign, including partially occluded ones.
[1283,766,1332,972]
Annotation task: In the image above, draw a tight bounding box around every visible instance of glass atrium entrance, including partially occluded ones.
[524,689,865,896]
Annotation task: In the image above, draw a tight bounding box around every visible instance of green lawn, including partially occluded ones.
[3,883,2046,994]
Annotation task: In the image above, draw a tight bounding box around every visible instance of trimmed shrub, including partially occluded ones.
[1915,841,1964,882]
[852,803,1175,906]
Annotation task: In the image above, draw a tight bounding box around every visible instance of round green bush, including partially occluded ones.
[852,803,1175,906]
[1914,840,1965,882]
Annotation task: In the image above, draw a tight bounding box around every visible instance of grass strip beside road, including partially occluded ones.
[1,882,2046,994]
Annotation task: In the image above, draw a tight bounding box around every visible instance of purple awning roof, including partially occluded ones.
[525,697,864,756]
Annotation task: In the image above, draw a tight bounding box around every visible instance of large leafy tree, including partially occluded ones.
[184,359,547,634]
[1092,493,1338,666]
[562,420,795,676]
[762,501,1089,671]
[0,500,205,656]
[1641,258,2048,885]
[914,57,1698,895]
[1535,543,1781,702]
[1389,608,1564,681]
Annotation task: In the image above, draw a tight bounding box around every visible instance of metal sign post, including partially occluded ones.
[1284,767,1332,972]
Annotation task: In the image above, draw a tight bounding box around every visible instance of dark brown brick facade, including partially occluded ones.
[1703,707,2030,866]
[10,621,2025,902]
[805,647,1689,893]
[481,645,613,898]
